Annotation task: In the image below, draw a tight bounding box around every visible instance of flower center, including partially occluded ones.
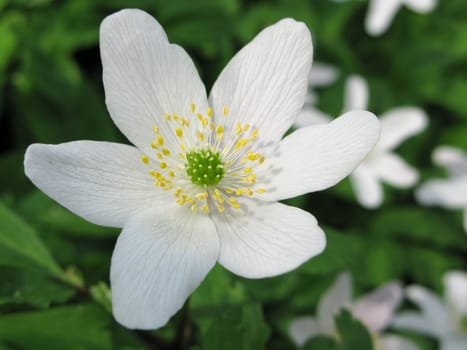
[140,103,266,214]
[185,149,224,186]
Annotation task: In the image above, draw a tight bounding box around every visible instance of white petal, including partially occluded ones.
[377,107,428,152]
[318,272,352,335]
[378,335,421,350]
[365,0,403,36]
[443,270,467,315]
[209,18,313,145]
[111,205,219,329]
[309,62,338,87]
[440,336,467,350]
[432,146,467,176]
[293,107,332,129]
[392,285,450,336]
[100,9,208,155]
[213,201,325,279]
[353,281,403,332]
[343,75,369,112]
[405,0,437,13]
[261,110,380,201]
[370,153,419,188]
[350,165,384,208]
[24,141,163,227]
[289,317,321,346]
[416,176,467,209]
[392,312,440,337]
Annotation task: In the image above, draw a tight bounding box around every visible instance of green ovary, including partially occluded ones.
[185,149,225,186]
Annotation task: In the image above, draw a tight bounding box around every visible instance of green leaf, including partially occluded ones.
[0,304,112,350]
[303,336,339,350]
[335,309,374,350]
[0,267,74,308]
[201,304,270,350]
[0,201,61,275]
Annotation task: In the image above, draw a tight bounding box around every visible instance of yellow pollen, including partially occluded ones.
[141,155,149,164]
[162,148,170,156]
[160,162,167,169]
[207,107,213,117]
[243,167,252,174]
[173,114,179,121]
[157,135,164,146]
[191,103,196,112]
[175,128,183,137]
[151,141,157,149]
[256,188,266,194]
[216,125,224,134]
[201,203,210,213]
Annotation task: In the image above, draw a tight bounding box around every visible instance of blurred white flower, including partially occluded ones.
[332,0,437,37]
[294,75,428,208]
[416,146,467,232]
[392,271,467,350]
[366,0,437,36]
[24,10,381,330]
[289,272,419,350]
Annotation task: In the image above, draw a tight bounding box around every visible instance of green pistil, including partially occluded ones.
[185,149,225,186]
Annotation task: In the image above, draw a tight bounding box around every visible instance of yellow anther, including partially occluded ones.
[175,188,183,195]
[162,148,171,156]
[217,205,225,214]
[196,192,209,200]
[164,113,171,120]
[173,114,179,121]
[156,153,162,159]
[235,139,249,150]
[175,128,183,137]
[259,156,265,164]
[196,131,205,142]
[247,152,260,161]
[153,126,159,134]
[141,155,149,164]
[191,103,196,112]
[223,106,228,116]
[157,135,164,146]
[235,189,244,196]
[201,203,210,213]
[256,188,266,194]
[225,188,234,194]
[228,198,241,209]
[207,107,213,117]
[243,124,250,132]
[160,162,168,169]
[251,129,258,140]
[179,152,186,160]
[191,203,197,212]
[197,113,203,121]
[235,123,243,135]
[180,143,186,151]
[149,171,161,178]
[247,174,256,184]
[151,141,158,149]
[202,118,208,128]
[168,170,175,177]
[247,187,254,196]
[216,125,224,135]
[243,167,252,174]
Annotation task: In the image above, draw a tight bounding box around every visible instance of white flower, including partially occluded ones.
[24,9,380,330]
[294,75,428,208]
[365,0,437,36]
[416,146,467,232]
[289,272,419,350]
[392,271,467,350]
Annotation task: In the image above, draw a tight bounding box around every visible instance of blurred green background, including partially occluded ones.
[1,0,466,349]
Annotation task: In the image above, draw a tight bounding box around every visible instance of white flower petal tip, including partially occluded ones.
[406,0,438,13]
[289,317,320,347]
[343,75,369,112]
[209,17,313,145]
[215,202,326,279]
[111,206,219,329]
[308,62,339,87]
[24,141,164,228]
[350,166,384,209]
[444,270,467,315]
[432,146,467,175]
[262,110,380,201]
[353,281,403,332]
[378,107,428,152]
